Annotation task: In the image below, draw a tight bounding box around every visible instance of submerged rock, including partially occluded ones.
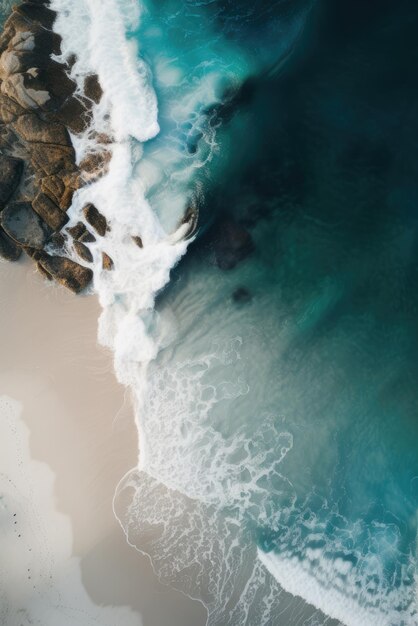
[1,201,48,248]
[213,219,254,270]
[232,287,252,304]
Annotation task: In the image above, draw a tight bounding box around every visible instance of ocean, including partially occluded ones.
[8,0,418,624]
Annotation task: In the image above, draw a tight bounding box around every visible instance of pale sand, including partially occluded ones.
[0,258,206,626]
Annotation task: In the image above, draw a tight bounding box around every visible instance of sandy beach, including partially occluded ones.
[0,257,206,626]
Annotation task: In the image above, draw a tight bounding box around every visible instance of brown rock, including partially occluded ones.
[1,200,49,248]
[67,221,96,243]
[52,95,90,134]
[29,143,75,176]
[41,174,73,210]
[48,231,67,252]
[37,254,93,293]
[79,229,96,243]
[67,221,86,240]
[32,192,68,230]
[13,113,70,146]
[36,260,52,280]
[102,252,113,270]
[83,203,108,236]
[0,226,22,261]
[132,235,143,248]
[0,155,23,209]
[1,72,51,110]
[79,150,111,182]
[84,74,103,104]
[0,93,25,123]
[74,240,93,263]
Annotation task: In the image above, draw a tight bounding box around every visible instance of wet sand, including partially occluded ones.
[0,258,206,626]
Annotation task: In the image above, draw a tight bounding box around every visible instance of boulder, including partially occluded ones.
[132,235,143,248]
[29,142,75,176]
[83,203,108,236]
[73,240,93,263]
[212,219,254,270]
[67,221,86,240]
[37,254,93,293]
[1,201,49,248]
[32,192,68,230]
[79,229,96,243]
[12,113,70,146]
[0,226,22,260]
[0,155,23,208]
[84,74,103,104]
[52,95,90,134]
[102,252,113,270]
[40,174,73,210]
[1,72,51,110]
[79,150,111,181]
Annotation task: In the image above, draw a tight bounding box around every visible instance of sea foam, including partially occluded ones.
[47,1,418,625]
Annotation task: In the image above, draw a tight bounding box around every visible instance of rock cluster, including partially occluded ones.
[0,1,109,292]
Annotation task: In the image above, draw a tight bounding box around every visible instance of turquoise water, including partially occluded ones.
[113,1,418,623]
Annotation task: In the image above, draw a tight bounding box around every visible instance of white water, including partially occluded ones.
[47,2,417,626]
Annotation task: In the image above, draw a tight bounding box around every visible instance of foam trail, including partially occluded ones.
[50,0,188,387]
[259,550,417,626]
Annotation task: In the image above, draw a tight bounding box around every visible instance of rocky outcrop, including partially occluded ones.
[0,1,108,293]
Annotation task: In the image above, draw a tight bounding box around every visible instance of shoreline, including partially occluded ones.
[0,257,206,625]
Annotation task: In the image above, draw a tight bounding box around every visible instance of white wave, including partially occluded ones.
[50,0,188,388]
[258,548,418,626]
[51,0,158,142]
